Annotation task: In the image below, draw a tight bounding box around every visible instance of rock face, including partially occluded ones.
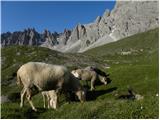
[40,29,59,49]
[1,28,41,46]
[1,1,159,52]
[108,1,159,40]
[1,28,64,48]
[64,1,159,52]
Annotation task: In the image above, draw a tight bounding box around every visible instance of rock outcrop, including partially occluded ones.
[1,28,41,46]
[108,1,159,40]
[65,1,159,52]
[1,1,158,53]
[40,29,59,48]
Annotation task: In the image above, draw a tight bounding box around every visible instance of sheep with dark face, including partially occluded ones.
[17,62,86,111]
[71,68,108,91]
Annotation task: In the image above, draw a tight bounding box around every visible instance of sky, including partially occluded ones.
[1,1,116,33]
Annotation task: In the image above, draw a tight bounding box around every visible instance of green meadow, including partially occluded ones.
[1,28,159,119]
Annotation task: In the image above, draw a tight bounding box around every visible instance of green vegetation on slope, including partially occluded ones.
[1,28,159,118]
[1,46,98,95]
[85,28,158,66]
[85,28,158,56]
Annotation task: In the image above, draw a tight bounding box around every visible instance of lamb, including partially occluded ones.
[17,62,86,111]
[71,68,108,91]
[41,90,57,109]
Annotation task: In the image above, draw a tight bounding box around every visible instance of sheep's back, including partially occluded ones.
[17,62,68,90]
[79,69,95,81]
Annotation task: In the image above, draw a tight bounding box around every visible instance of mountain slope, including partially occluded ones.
[85,28,158,58]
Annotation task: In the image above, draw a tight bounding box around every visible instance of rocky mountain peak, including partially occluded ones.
[56,29,71,45]
[63,29,71,38]
[1,28,40,46]
[103,9,110,17]
[95,16,102,24]
[43,29,51,37]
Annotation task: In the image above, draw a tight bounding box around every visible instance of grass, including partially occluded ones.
[1,28,159,118]
[85,28,158,56]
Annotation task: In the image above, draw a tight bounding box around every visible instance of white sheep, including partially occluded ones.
[17,62,86,111]
[121,51,132,55]
[71,68,108,91]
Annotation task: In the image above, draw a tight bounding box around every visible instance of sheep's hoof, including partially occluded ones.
[90,88,95,91]
[20,104,23,108]
[33,108,37,112]
[67,101,71,104]
[80,101,84,104]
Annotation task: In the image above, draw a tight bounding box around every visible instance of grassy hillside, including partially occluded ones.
[1,46,98,95]
[85,28,158,56]
[1,28,159,118]
[85,28,158,66]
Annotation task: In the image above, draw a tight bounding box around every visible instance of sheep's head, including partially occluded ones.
[75,89,86,103]
[99,76,107,85]
[99,74,111,85]
[71,70,80,79]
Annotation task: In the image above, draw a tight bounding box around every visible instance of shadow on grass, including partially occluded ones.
[8,92,20,102]
[24,107,47,119]
[94,77,112,87]
[81,77,112,90]
[86,87,117,101]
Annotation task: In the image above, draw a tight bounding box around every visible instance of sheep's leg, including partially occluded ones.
[26,89,37,112]
[55,92,59,108]
[50,93,58,109]
[20,88,27,108]
[50,99,55,109]
[53,93,58,109]
[47,95,51,109]
[53,100,56,109]
[42,93,46,108]
[49,100,53,108]
[90,79,95,91]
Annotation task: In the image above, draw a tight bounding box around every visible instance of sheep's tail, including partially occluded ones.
[16,72,22,86]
